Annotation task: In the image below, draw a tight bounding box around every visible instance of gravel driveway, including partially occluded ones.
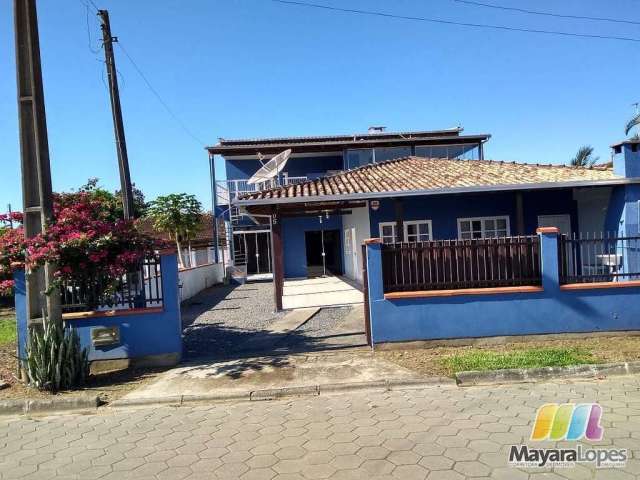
[182,281,284,360]
[182,281,367,361]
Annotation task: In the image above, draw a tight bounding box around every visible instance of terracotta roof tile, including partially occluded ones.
[137,213,226,246]
[240,156,618,202]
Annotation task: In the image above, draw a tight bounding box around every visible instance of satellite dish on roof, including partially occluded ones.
[247,149,292,185]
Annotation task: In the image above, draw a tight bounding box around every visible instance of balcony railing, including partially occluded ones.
[216,176,308,205]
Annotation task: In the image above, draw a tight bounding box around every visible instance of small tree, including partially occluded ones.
[570,145,599,168]
[146,194,203,268]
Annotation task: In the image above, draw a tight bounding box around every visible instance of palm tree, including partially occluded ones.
[626,112,640,138]
[570,145,599,168]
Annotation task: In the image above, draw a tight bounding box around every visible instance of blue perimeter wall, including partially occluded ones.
[15,254,182,364]
[365,230,640,344]
[282,215,343,278]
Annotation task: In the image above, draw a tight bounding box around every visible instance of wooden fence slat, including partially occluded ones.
[381,236,542,293]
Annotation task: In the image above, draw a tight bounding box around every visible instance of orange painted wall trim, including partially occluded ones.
[560,280,640,291]
[62,306,164,321]
[384,285,544,300]
[536,227,559,234]
[363,238,383,245]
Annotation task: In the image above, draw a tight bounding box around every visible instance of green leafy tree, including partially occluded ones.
[115,184,148,218]
[146,194,203,268]
[77,178,147,219]
[570,145,599,168]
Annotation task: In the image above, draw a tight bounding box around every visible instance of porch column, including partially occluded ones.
[271,210,284,311]
[515,192,525,235]
[394,198,404,242]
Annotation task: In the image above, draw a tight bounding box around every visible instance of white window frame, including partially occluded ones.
[457,216,511,239]
[403,220,433,242]
[378,222,397,244]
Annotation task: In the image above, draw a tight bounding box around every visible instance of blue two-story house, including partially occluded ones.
[210,129,640,346]
[208,128,640,317]
[207,127,489,279]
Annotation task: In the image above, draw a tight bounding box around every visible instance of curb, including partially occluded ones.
[455,361,640,386]
[109,377,456,409]
[0,395,100,416]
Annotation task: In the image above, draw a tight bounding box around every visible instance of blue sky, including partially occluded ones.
[1,0,639,213]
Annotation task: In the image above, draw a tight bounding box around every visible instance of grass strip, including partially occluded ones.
[442,347,594,374]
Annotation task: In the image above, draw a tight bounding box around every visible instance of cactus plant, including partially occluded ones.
[24,314,88,392]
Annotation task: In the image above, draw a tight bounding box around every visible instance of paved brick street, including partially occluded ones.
[2,375,640,479]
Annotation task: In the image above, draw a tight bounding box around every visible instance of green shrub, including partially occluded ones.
[24,317,89,392]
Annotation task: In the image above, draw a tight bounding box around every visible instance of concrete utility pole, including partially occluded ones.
[14,0,60,325]
[98,9,135,220]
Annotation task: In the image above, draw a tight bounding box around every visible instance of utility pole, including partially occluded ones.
[98,9,135,219]
[14,0,60,326]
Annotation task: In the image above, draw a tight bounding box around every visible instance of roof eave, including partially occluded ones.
[206,134,491,155]
[234,177,635,207]
[209,127,465,148]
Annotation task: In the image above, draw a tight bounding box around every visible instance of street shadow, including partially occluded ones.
[178,352,293,380]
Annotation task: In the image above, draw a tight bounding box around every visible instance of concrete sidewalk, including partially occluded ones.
[119,351,425,401]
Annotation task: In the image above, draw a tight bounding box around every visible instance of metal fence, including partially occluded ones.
[559,233,640,284]
[60,256,163,313]
[381,236,542,293]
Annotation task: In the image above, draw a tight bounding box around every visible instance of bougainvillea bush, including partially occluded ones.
[0,213,26,297]
[0,189,161,307]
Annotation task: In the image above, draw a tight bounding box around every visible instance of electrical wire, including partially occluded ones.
[83,3,102,54]
[115,42,207,146]
[77,0,206,147]
[451,0,640,26]
[271,0,640,43]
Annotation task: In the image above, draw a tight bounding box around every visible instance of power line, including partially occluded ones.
[451,0,640,26]
[115,42,207,146]
[272,0,640,43]
[83,0,100,12]
[77,0,207,147]
[83,3,101,54]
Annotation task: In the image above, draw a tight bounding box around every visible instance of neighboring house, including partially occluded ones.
[208,127,490,277]
[138,213,226,269]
